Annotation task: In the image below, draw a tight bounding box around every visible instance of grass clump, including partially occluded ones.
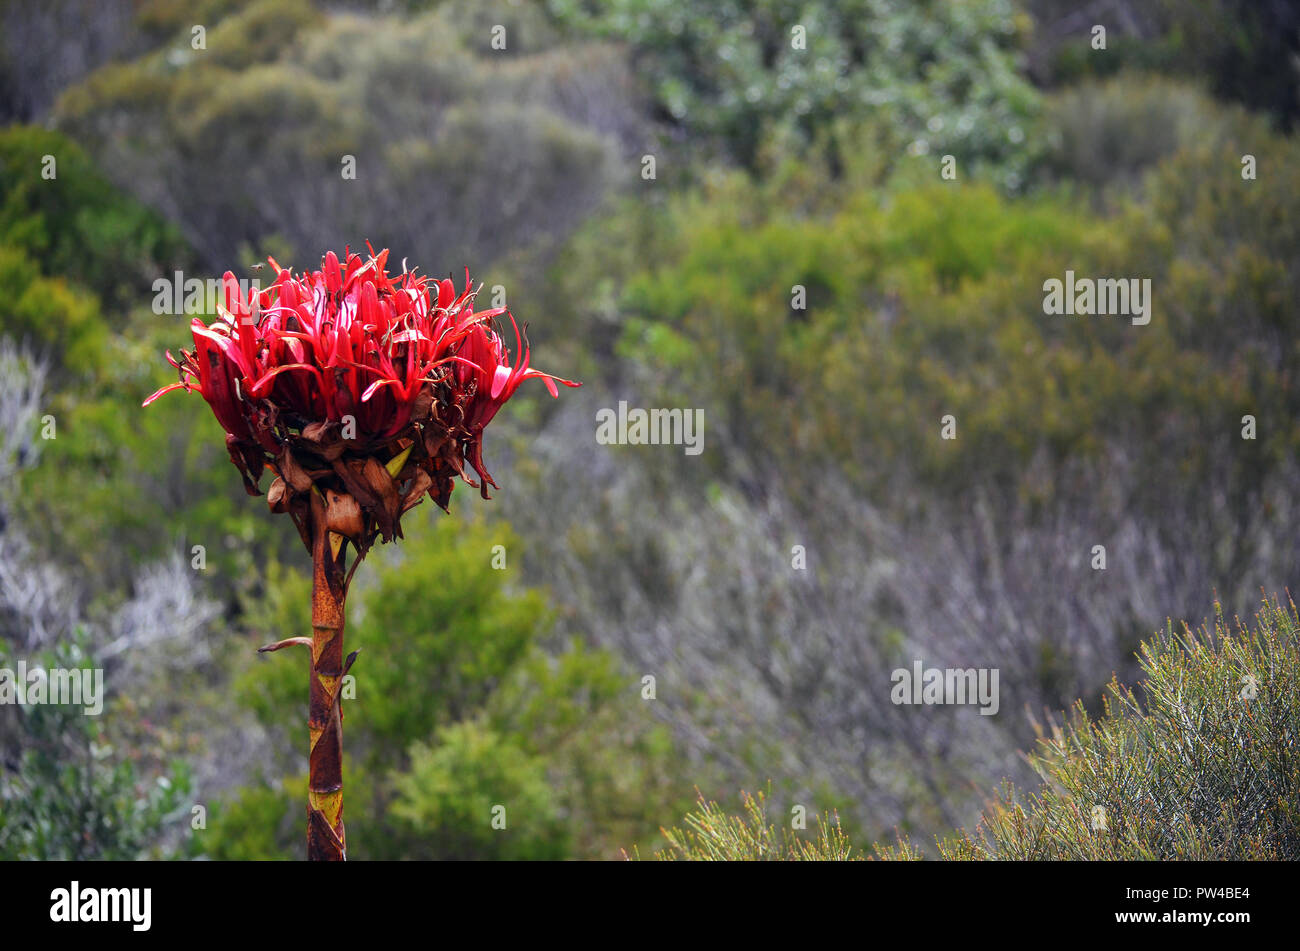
[627,787,859,861]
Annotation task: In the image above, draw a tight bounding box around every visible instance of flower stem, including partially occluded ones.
[307,489,347,861]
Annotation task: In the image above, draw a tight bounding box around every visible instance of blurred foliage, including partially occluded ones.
[0,633,196,860]
[0,242,106,378]
[538,88,1299,574]
[1039,73,1257,194]
[547,0,1043,188]
[0,125,191,314]
[0,0,141,123]
[51,0,629,272]
[1029,0,1300,131]
[877,596,1300,859]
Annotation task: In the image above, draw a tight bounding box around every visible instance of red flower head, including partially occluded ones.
[146,245,579,552]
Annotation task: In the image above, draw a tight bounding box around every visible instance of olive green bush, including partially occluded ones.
[877,597,1300,860]
[52,1,635,272]
[629,787,858,861]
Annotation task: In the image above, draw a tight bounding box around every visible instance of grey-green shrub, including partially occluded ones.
[878,597,1300,860]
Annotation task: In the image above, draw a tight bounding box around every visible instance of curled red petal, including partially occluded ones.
[248,362,323,398]
[142,381,188,406]
[360,377,403,403]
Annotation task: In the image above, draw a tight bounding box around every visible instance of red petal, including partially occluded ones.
[490,363,512,400]
[248,363,322,397]
[191,326,253,378]
[361,377,403,403]
[142,381,187,406]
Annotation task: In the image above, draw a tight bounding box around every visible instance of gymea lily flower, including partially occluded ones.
[146,246,578,859]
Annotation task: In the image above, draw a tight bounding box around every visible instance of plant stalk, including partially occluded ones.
[307,489,348,861]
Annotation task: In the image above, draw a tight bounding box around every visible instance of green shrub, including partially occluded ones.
[0,634,196,860]
[0,243,107,377]
[0,125,191,314]
[629,786,858,861]
[547,0,1042,186]
[390,720,569,861]
[1041,74,1260,192]
[53,5,625,273]
[877,597,1300,860]
[538,111,1300,555]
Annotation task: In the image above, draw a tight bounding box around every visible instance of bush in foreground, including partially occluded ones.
[639,596,1300,860]
[897,596,1299,860]
[626,786,858,861]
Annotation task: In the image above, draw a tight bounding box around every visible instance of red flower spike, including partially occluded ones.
[145,246,579,530]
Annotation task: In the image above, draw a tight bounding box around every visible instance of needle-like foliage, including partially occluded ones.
[876,595,1300,860]
[628,786,858,861]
